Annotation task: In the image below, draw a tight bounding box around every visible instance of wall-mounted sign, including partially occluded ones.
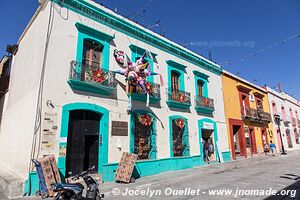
[111,121,128,136]
[41,112,58,153]
[203,122,214,130]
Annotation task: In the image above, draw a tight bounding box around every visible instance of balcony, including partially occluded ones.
[166,88,191,109]
[257,109,272,123]
[282,115,291,125]
[67,61,117,95]
[131,81,161,103]
[292,117,297,127]
[241,106,271,123]
[195,96,214,114]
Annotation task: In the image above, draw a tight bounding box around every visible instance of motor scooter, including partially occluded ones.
[53,166,104,200]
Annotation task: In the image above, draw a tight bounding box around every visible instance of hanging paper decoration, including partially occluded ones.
[178,93,186,103]
[92,68,106,83]
[113,48,164,110]
[138,114,152,126]
[175,118,185,129]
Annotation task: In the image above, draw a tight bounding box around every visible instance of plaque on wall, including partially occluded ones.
[111,121,128,136]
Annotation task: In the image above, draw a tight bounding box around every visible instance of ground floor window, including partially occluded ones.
[133,114,156,160]
[171,118,189,157]
[286,129,293,148]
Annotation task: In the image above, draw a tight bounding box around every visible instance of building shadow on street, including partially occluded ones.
[264,174,300,200]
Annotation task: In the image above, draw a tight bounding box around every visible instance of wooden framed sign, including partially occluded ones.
[111,121,128,136]
[115,152,138,183]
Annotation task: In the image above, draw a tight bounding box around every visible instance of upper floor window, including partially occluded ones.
[171,70,180,93]
[83,39,103,67]
[272,102,277,113]
[256,98,263,110]
[197,80,204,97]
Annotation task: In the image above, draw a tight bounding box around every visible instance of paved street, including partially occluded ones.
[3,150,300,200]
[101,151,300,200]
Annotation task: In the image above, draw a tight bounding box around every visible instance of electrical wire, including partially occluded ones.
[28,1,54,173]
[219,32,300,66]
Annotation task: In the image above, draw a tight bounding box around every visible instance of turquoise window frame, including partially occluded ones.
[129,44,157,82]
[129,110,157,159]
[193,70,209,97]
[75,22,114,71]
[57,102,109,177]
[169,115,190,157]
[198,118,219,161]
[167,60,186,91]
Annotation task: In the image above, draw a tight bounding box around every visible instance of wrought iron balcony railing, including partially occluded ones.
[241,106,258,119]
[166,88,191,109]
[257,109,272,122]
[195,96,214,113]
[68,61,117,95]
[241,106,271,123]
[131,80,161,103]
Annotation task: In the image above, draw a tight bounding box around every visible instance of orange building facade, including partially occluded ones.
[222,71,275,160]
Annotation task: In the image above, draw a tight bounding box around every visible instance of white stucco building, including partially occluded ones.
[0,0,231,196]
[265,86,300,152]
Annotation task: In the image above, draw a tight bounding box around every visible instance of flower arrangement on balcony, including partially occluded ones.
[91,68,107,83]
[138,114,152,126]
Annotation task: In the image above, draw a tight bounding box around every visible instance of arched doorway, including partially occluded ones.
[58,103,109,178]
[66,110,100,177]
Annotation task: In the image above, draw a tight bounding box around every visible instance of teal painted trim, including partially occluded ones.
[222,151,231,162]
[102,155,203,182]
[169,115,190,157]
[24,171,40,196]
[167,62,185,91]
[130,45,155,82]
[198,118,219,161]
[67,79,115,95]
[192,70,210,80]
[51,0,222,75]
[129,44,157,58]
[129,110,157,159]
[58,103,109,176]
[166,100,191,109]
[166,60,187,71]
[195,106,215,114]
[131,93,161,103]
[75,22,113,70]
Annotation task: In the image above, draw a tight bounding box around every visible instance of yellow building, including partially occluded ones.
[222,71,275,160]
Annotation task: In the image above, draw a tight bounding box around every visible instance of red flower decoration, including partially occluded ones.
[178,93,186,103]
[175,118,185,129]
[92,69,106,83]
[205,98,209,107]
[138,114,152,126]
[144,82,153,93]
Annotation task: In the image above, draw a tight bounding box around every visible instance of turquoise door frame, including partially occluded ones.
[58,103,109,176]
[198,118,219,161]
[169,115,190,157]
[129,110,157,159]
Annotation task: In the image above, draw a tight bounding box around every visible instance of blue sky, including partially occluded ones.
[1,0,299,97]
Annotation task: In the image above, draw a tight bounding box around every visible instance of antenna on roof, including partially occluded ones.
[208,48,213,61]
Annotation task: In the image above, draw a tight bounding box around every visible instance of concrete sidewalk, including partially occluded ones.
[1,150,297,200]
